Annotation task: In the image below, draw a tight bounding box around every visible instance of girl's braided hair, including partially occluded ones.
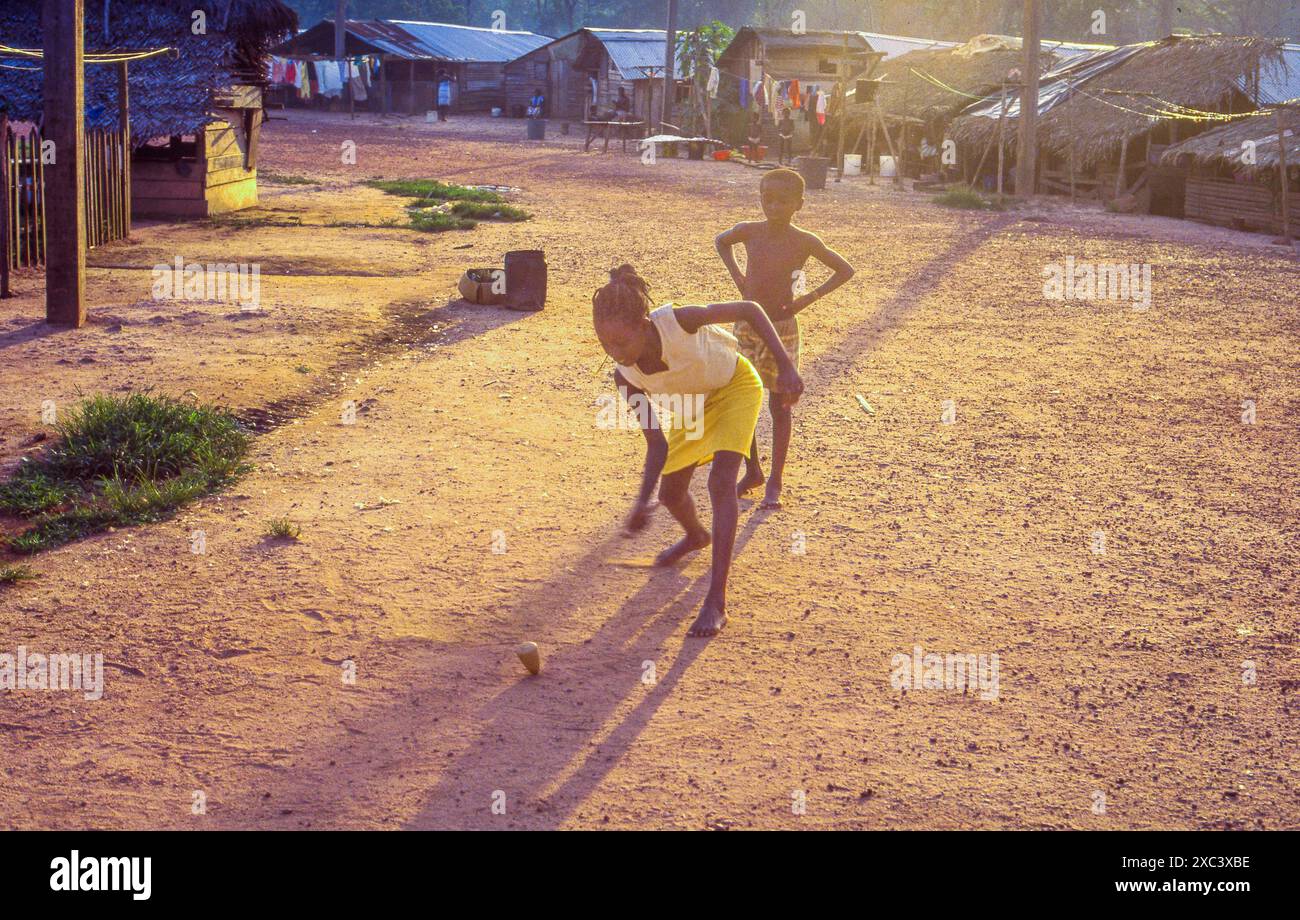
[593,264,652,327]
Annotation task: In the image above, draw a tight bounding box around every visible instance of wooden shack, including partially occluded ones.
[714,27,872,151]
[505,28,686,122]
[274,19,550,115]
[1162,108,1300,235]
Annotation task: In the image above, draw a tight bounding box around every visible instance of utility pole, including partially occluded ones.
[661,0,678,131]
[44,0,87,326]
[1156,0,1175,38]
[1015,0,1040,199]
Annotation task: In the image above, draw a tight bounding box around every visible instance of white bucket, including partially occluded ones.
[491,107,503,117]
[843,154,862,176]
[426,110,438,123]
[879,155,897,177]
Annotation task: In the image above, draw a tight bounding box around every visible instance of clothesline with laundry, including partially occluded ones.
[699,63,839,125]
[267,55,379,102]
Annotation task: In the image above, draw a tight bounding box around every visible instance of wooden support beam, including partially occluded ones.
[43,0,87,327]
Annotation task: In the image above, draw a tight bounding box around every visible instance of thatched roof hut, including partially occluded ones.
[0,0,297,142]
[856,42,1055,133]
[950,35,1288,167]
[1160,108,1300,174]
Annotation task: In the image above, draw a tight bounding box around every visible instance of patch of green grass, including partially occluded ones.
[0,564,38,585]
[0,392,250,555]
[264,518,302,541]
[408,209,477,233]
[261,172,321,186]
[0,467,77,517]
[295,365,311,374]
[369,178,530,232]
[366,179,504,204]
[932,187,1004,211]
[449,201,531,222]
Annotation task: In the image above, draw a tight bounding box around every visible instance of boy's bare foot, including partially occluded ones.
[737,467,766,497]
[759,481,784,510]
[654,530,711,566]
[687,598,728,638]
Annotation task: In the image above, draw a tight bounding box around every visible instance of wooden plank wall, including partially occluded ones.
[132,120,257,219]
[1184,174,1300,235]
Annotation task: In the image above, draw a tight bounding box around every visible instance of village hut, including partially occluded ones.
[714,27,873,153]
[950,35,1289,208]
[848,36,1060,179]
[273,20,550,115]
[504,29,686,124]
[1160,106,1300,235]
[0,0,297,221]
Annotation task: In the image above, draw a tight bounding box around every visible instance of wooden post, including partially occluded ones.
[1277,107,1292,243]
[1114,135,1129,198]
[835,34,848,181]
[409,59,416,116]
[996,81,1007,201]
[43,0,87,326]
[335,0,351,117]
[379,54,388,114]
[866,103,876,185]
[1016,0,1040,198]
[661,0,677,132]
[1,113,10,297]
[1066,79,1076,203]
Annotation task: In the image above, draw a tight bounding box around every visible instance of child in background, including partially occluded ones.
[745,112,762,162]
[777,111,795,165]
[715,168,855,509]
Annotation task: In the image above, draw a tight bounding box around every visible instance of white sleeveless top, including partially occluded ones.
[617,304,738,398]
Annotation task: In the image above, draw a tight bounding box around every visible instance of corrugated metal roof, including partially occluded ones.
[590,29,688,80]
[1247,43,1300,104]
[857,31,957,61]
[388,20,551,62]
[958,43,1147,122]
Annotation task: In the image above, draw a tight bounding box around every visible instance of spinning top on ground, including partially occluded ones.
[516,641,541,675]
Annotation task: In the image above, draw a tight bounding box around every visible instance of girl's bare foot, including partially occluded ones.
[687,598,728,637]
[737,467,765,497]
[654,530,711,566]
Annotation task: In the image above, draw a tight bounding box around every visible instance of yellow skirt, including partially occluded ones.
[662,356,763,475]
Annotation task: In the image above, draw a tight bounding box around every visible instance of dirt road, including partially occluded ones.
[2,111,1297,829]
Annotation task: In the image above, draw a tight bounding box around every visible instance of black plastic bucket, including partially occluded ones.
[526,119,546,140]
[795,155,830,190]
[504,250,547,312]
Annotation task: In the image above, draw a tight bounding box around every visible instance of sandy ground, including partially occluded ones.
[1,110,1297,830]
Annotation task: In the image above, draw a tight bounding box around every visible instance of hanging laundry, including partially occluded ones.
[706,65,719,99]
[315,60,344,98]
[739,77,749,108]
[790,79,800,109]
[349,58,368,102]
[816,90,827,125]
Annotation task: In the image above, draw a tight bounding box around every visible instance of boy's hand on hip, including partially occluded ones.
[775,367,804,406]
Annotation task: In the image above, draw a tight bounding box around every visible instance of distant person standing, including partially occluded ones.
[436,70,453,121]
[527,87,545,118]
[777,111,795,165]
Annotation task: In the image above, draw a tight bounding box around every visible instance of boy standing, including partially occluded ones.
[715,168,854,509]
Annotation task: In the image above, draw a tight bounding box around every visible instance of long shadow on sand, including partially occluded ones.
[219,214,1019,828]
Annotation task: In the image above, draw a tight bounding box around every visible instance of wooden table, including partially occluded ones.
[583,120,645,153]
